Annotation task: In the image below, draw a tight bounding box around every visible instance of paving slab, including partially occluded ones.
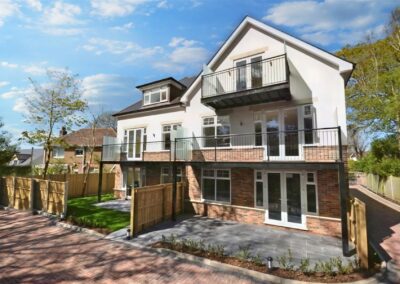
[94,199,131,212]
[108,215,350,266]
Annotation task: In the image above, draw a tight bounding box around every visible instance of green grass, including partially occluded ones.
[66,194,130,233]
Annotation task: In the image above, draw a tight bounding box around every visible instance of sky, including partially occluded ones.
[0,0,398,148]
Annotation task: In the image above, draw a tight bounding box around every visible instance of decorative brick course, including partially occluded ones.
[304,146,339,161]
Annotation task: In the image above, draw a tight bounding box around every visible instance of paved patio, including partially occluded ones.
[107,215,351,267]
[95,199,131,212]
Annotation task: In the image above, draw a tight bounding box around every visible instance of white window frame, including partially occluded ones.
[233,53,265,91]
[122,128,147,154]
[305,172,318,215]
[52,147,64,159]
[201,168,231,204]
[254,170,266,209]
[143,86,169,106]
[162,123,181,150]
[201,116,231,148]
[75,148,84,157]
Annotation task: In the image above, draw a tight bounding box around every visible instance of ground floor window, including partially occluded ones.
[255,171,263,207]
[202,168,230,203]
[160,166,182,184]
[306,172,318,214]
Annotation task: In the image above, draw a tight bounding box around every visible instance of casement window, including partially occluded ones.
[306,172,318,214]
[202,169,230,203]
[122,128,147,153]
[75,148,84,156]
[52,147,64,158]
[303,105,315,144]
[254,121,262,146]
[143,87,168,105]
[162,123,181,150]
[255,171,264,207]
[202,116,230,147]
[160,167,182,183]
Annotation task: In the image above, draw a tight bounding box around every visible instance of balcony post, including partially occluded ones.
[337,126,343,162]
[97,161,103,203]
[172,138,177,221]
[214,137,217,162]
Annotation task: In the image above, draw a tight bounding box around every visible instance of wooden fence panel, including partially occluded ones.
[356,172,400,203]
[131,183,184,235]
[13,177,31,210]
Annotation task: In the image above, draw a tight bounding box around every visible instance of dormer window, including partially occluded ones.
[143,86,169,106]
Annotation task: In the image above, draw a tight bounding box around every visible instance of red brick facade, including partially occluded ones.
[317,169,341,218]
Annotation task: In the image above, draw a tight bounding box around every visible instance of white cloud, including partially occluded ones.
[1,61,18,68]
[111,22,134,31]
[0,81,10,88]
[25,0,42,12]
[263,0,394,46]
[90,0,148,18]
[23,65,46,75]
[42,27,83,36]
[82,73,134,106]
[13,97,28,114]
[157,0,171,9]
[43,1,82,26]
[155,37,208,73]
[1,86,33,99]
[0,0,19,27]
[82,37,163,61]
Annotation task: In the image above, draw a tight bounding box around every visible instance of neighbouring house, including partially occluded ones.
[8,148,44,167]
[51,128,116,174]
[101,17,354,250]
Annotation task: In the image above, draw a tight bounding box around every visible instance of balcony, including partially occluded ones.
[101,127,342,163]
[201,54,290,109]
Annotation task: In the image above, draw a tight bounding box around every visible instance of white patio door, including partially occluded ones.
[264,171,306,229]
[127,128,144,160]
[264,108,302,160]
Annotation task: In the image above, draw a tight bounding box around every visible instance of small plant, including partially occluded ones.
[207,243,225,257]
[319,259,335,276]
[299,258,311,274]
[277,249,295,270]
[251,253,264,266]
[235,245,252,261]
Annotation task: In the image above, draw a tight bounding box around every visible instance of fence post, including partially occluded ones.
[30,178,34,212]
[45,180,50,213]
[130,188,135,237]
[338,163,350,256]
[11,176,16,208]
[63,181,68,217]
[0,177,3,206]
[162,184,166,220]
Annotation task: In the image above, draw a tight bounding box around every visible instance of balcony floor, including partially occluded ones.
[201,82,291,109]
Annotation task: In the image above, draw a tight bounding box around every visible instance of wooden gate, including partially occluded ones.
[348,197,368,268]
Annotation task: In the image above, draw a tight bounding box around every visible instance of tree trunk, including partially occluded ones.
[81,148,94,197]
[43,147,52,180]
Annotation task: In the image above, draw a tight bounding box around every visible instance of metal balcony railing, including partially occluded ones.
[101,127,343,163]
[201,54,289,99]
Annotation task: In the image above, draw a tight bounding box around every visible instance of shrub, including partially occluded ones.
[277,249,295,270]
[299,258,311,274]
[235,245,252,261]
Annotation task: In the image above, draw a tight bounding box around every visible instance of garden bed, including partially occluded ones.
[152,235,378,283]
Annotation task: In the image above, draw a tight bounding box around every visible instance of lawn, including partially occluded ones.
[66,194,130,233]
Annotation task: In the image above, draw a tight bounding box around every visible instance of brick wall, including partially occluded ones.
[307,216,341,238]
[317,169,341,218]
[49,147,102,173]
[304,146,339,162]
[186,165,202,200]
[231,168,254,207]
[143,152,171,161]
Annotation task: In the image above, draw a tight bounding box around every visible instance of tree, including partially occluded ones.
[88,111,117,130]
[336,7,400,148]
[22,70,87,179]
[347,124,368,158]
[0,118,17,174]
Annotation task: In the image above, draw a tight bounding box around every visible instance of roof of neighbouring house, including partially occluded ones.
[113,76,196,117]
[61,128,117,147]
[9,148,44,166]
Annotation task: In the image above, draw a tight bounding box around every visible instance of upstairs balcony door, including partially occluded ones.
[264,108,302,160]
[127,128,144,160]
[235,55,263,92]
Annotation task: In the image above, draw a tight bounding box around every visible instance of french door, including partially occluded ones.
[264,108,301,160]
[127,128,144,160]
[258,171,306,229]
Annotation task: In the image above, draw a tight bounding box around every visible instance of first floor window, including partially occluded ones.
[303,105,315,144]
[52,147,64,158]
[75,148,84,156]
[254,122,262,146]
[306,172,317,213]
[255,171,263,207]
[202,116,230,147]
[202,168,230,202]
[162,123,181,150]
[160,167,182,184]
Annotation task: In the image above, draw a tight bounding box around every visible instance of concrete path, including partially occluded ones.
[95,199,131,212]
[350,185,400,266]
[107,215,349,266]
[0,210,265,284]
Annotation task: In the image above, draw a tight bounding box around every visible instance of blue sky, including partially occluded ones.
[0,0,398,148]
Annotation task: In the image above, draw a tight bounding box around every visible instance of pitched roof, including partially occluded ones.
[136,77,187,89]
[113,76,195,117]
[61,128,116,147]
[9,148,44,166]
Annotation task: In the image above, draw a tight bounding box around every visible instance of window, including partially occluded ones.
[303,105,314,144]
[162,123,181,150]
[75,148,84,156]
[306,172,317,214]
[251,56,263,88]
[202,169,230,203]
[160,167,182,183]
[254,122,262,146]
[122,128,147,152]
[255,171,264,207]
[236,60,247,91]
[202,116,230,147]
[143,87,168,105]
[52,147,64,158]
[122,130,128,153]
